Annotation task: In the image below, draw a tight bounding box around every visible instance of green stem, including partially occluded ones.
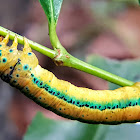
[67,55,134,87]
[49,23,66,51]
[0,26,134,87]
[47,18,134,87]
[0,26,56,59]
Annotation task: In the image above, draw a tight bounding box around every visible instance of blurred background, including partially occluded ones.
[1,0,140,140]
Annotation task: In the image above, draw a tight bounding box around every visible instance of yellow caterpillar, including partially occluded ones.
[1,34,140,124]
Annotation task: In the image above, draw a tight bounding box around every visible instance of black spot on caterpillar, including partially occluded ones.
[1,34,140,124]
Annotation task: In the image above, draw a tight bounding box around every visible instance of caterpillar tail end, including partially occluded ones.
[23,37,32,53]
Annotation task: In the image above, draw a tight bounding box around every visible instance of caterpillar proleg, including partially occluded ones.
[1,34,140,124]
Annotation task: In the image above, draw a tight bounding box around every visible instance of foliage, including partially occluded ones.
[24,112,99,140]
[39,0,63,25]
[87,55,140,89]
[112,0,140,5]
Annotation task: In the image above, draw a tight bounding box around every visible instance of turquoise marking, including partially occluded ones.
[0,45,2,47]
[31,75,140,111]
[2,58,7,63]
[107,102,111,109]
[36,80,41,87]
[119,100,125,109]
[23,64,29,70]
[0,50,2,56]
[138,98,140,105]
[9,49,13,53]
[28,52,32,56]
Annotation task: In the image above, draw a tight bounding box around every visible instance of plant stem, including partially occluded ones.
[67,55,134,87]
[0,26,56,59]
[0,26,135,87]
[49,23,66,51]
[48,18,134,87]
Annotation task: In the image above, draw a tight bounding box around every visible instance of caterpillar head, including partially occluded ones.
[0,34,38,73]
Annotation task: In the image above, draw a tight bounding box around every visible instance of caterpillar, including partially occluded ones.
[1,34,140,124]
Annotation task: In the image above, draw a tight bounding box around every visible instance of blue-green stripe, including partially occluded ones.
[31,74,140,111]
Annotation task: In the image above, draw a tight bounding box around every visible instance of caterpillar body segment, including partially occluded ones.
[1,34,140,124]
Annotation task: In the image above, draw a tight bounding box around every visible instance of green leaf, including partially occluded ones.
[24,112,99,140]
[87,55,140,89]
[39,0,63,25]
[24,112,140,140]
[111,0,139,5]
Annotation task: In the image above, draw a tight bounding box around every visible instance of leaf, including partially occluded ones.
[39,0,63,25]
[24,112,140,140]
[111,0,139,5]
[24,112,99,140]
[95,124,140,140]
[87,55,140,89]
